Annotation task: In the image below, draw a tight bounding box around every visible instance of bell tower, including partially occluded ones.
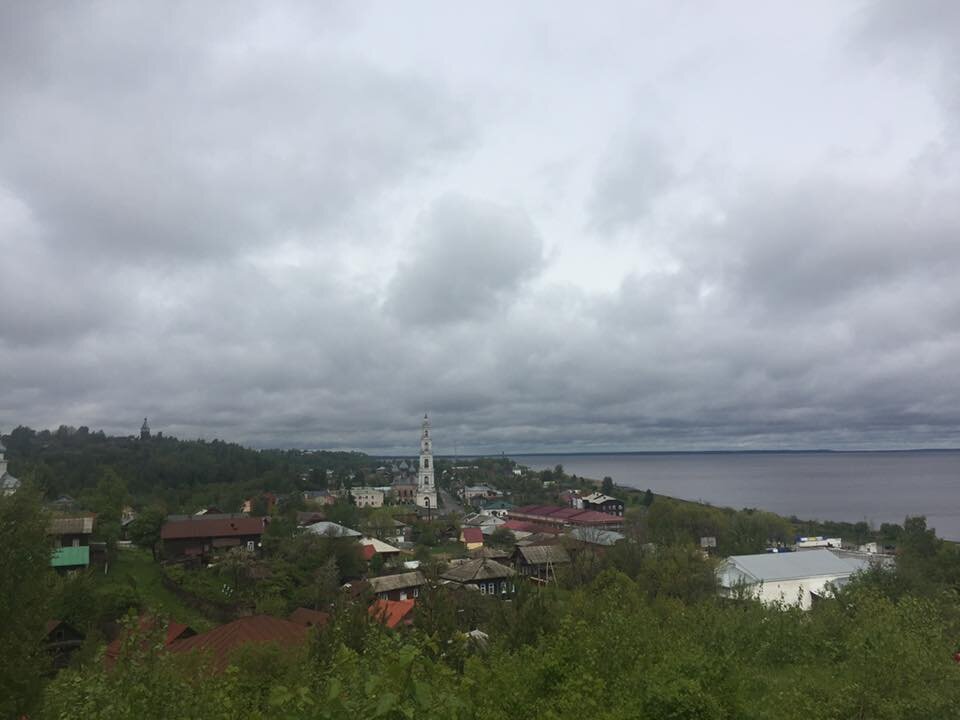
[415,413,438,511]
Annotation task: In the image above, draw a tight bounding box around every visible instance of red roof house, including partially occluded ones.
[288,607,330,628]
[166,615,309,670]
[369,599,416,629]
[104,616,196,666]
[160,516,267,560]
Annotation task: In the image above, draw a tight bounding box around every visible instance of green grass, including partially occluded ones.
[98,549,214,631]
[429,540,467,558]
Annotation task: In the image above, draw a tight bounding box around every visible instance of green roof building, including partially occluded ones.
[51,546,90,569]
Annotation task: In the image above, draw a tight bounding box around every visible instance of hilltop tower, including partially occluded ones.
[140,418,151,440]
[415,413,438,511]
[0,434,21,496]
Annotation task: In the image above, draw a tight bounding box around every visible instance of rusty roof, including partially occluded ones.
[288,607,330,628]
[160,516,266,540]
[460,527,484,543]
[167,615,308,670]
[369,599,416,629]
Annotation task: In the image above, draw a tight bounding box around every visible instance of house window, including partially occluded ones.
[479,583,486,595]
[413,587,419,598]
[488,582,495,594]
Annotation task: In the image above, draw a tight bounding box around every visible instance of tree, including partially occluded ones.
[0,483,55,717]
[93,467,127,560]
[601,476,614,495]
[642,488,655,507]
[128,505,165,561]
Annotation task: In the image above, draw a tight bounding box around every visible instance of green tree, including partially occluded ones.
[93,467,128,559]
[0,483,55,717]
[127,505,165,561]
[601,476,615,495]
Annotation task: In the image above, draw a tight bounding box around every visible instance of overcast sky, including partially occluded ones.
[2,1,959,453]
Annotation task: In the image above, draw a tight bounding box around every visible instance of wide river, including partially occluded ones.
[511,451,960,540]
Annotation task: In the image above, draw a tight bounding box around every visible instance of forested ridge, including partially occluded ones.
[2,425,368,512]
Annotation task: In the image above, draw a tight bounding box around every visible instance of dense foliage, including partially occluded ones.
[2,425,369,512]
[38,566,960,720]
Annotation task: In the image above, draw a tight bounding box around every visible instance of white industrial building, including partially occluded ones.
[718,549,873,610]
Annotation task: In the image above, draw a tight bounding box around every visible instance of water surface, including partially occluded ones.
[512,451,960,540]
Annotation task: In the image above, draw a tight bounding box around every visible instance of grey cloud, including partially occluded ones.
[588,135,676,232]
[4,2,960,454]
[0,3,471,265]
[386,195,544,325]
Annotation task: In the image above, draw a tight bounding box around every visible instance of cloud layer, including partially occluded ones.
[2,1,960,452]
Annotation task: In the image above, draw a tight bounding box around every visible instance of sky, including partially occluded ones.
[2,1,960,454]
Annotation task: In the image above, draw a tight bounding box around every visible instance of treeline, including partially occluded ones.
[1,425,369,512]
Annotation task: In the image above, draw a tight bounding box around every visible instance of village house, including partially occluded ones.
[166,615,309,671]
[459,527,484,551]
[288,607,330,628]
[479,499,514,518]
[45,620,85,670]
[441,557,516,596]
[296,510,326,526]
[579,492,625,517]
[369,599,416,629]
[512,544,571,584]
[462,484,502,505]
[350,486,385,508]
[302,490,336,507]
[509,504,624,531]
[160,515,267,561]
[241,492,277,514]
[718,548,873,610]
[105,616,196,667]
[50,516,95,572]
[360,537,403,563]
[304,520,362,538]
[463,512,505,535]
[367,570,427,601]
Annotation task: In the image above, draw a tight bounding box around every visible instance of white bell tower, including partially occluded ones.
[415,413,438,511]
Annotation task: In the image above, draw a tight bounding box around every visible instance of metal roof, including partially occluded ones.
[719,549,870,585]
[367,571,426,594]
[1,473,21,490]
[441,557,515,583]
[460,527,484,543]
[161,516,265,540]
[567,527,625,546]
[51,546,90,567]
[303,521,361,538]
[516,545,571,565]
[167,615,308,670]
[50,516,95,535]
